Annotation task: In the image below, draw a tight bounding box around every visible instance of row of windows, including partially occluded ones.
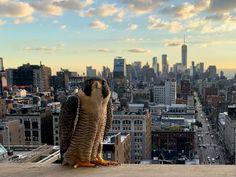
[134,138,143,142]
[112,126,143,131]
[134,150,142,154]
[134,144,142,149]
[123,126,131,131]
[134,126,143,131]
[134,132,143,136]
[25,137,39,141]
[134,156,142,160]
[112,126,120,130]
[112,120,143,125]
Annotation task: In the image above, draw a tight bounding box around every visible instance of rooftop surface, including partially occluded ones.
[0,164,235,177]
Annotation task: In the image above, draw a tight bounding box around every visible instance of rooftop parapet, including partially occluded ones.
[0,164,235,177]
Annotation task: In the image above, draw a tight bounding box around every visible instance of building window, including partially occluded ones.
[112,120,120,125]
[32,121,38,129]
[33,131,39,141]
[123,120,131,125]
[24,121,30,129]
[107,152,112,159]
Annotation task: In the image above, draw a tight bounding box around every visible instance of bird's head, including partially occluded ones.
[83,77,110,98]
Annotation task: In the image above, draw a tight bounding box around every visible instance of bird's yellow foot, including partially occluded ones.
[73,160,96,168]
[93,157,120,166]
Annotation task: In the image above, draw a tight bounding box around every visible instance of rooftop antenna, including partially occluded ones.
[184,34,186,45]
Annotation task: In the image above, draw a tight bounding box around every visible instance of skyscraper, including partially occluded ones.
[199,62,204,74]
[196,62,204,76]
[162,54,169,74]
[182,36,187,68]
[152,57,158,74]
[208,65,217,79]
[86,66,96,77]
[0,57,4,71]
[113,57,126,79]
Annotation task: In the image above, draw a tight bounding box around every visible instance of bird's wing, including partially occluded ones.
[104,97,113,139]
[59,95,80,163]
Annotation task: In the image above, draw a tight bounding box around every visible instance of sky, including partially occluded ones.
[0,0,236,75]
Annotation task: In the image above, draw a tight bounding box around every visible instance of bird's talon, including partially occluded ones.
[73,160,96,168]
[93,157,120,166]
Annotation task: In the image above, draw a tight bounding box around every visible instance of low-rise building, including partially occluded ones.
[0,119,25,146]
[128,104,144,113]
[153,80,176,105]
[224,105,236,164]
[0,99,6,118]
[103,133,131,164]
[0,144,7,160]
[152,130,195,163]
[6,114,41,145]
[218,112,227,142]
[150,104,195,124]
[110,110,152,163]
[52,113,60,146]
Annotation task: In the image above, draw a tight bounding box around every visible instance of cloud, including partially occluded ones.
[0,19,6,25]
[127,24,138,30]
[148,12,236,34]
[14,16,34,24]
[32,0,93,16]
[209,0,236,12]
[98,4,118,17]
[53,20,59,24]
[24,43,65,52]
[166,42,182,47]
[54,0,93,11]
[205,13,230,21]
[128,48,151,53]
[90,20,108,30]
[80,3,125,22]
[0,0,34,18]
[31,0,63,16]
[60,25,67,29]
[185,18,208,31]
[56,43,65,48]
[115,9,125,22]
[148,16,182,33]
[120,0,166,15]
[124,38,151,43]
[80,4,118,17]
[199,39,236,47]
[161,0,210,19]
[162,38,186,47]
[96,49,113,53]
[200,14,236,33]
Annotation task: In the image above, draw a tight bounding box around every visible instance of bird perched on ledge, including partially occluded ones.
[59,77,119,168]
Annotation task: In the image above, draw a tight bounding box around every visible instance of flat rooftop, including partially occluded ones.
[0,164,235,177]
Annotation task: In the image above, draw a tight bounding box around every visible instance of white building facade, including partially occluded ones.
[153,80,176,105]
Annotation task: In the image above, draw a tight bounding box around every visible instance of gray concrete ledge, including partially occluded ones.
[0,163,235,177]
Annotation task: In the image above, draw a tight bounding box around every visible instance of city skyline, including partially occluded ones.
[0,0,236,74]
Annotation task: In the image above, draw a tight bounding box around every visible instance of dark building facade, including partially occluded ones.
[180,80,191,99]
[113,57,126,79]
[152,131,195,161]
[13,64,40,88]
[13,63,51,92]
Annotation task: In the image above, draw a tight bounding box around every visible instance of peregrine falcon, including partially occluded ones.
[59,77,118,168]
